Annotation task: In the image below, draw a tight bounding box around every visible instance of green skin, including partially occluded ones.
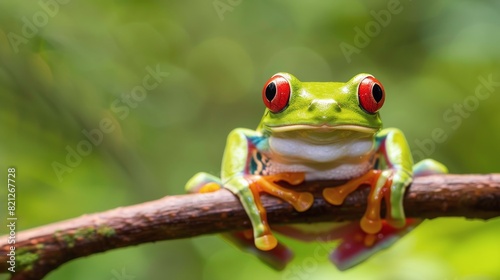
[186,72,447,251]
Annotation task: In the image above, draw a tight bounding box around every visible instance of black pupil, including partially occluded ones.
[372,84,383,103]
[265,82,276,101]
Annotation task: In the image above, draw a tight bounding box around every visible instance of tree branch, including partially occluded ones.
[1,174,500,279]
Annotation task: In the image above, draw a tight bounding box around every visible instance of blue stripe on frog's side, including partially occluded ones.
[247,136,270,175]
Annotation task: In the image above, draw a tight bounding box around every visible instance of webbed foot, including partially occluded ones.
[189,172,312,251]
[186,172,297,269]
[246,172,312,250]
[323,170,393,235]
[251,173,313,212]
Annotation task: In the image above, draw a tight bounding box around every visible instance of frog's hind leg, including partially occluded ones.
[185,172,223,194]
[330,220,418,270]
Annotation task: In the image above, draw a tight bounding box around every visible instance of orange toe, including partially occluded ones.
[255,234,278,251]
[199,182,222,193]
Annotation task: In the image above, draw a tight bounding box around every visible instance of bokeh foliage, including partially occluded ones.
[1,0,499,279]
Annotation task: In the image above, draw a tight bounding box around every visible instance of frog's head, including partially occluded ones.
[258,72,384,140]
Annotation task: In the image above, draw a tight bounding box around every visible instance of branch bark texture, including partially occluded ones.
[1,174,500,279]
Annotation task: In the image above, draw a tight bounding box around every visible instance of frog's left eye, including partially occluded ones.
[262,75,291,113]
[358,76,385,114]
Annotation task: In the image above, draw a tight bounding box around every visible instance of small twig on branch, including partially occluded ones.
[1,174,500,279]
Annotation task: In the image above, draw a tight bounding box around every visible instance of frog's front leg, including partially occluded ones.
[222,129,314,251]
[185,171,299,270]
[328,157,448,270]
[323,128,413,235]
[323,169,392,238]
[224,173,311,250]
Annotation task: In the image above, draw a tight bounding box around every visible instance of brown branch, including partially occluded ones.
[1,174,500,279]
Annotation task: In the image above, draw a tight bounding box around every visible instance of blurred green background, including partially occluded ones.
[1,0,500,279]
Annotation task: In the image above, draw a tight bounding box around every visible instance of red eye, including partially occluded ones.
[358,76,385,114]
[262,75,291,113]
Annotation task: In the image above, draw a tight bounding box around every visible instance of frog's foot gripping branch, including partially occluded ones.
[320,169,415,269]
[186,172,313,270]
[187,170,406,270]
[323,169,394,245]
[186,162,447,271]
[246,172,314,250]
[320,159,448,270]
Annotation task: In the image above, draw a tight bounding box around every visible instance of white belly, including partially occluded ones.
[266,136,375,180]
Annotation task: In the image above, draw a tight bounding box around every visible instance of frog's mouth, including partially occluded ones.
[266,124,378,144]
[267,124,378,134]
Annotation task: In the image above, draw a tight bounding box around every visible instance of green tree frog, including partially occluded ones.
[186,73,447,270]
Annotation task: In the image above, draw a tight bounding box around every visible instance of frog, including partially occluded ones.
[186,72,447,270]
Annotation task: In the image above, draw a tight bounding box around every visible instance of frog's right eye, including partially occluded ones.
[262,75,291,113]
[358,76,385,114]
